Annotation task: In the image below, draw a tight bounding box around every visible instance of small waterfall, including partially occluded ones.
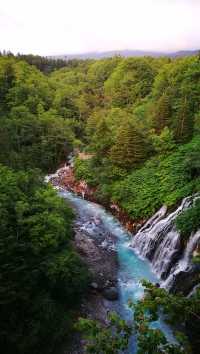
[132,196,192,270]
[183,230,200,262]
[164,230,200,290]
[152,228,180,279]
[132,195,200,289]
[47,165,200,295]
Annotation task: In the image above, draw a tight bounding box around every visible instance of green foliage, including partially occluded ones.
[77,313,132,354]
[176,199,200,240]
[111,136,200,218]
[87,57,121,103]
[77,281,199,353]
[110,119,148,169]
[0,51,72,74]
[175,97,194,143]
[151,127,176,154]
[74,158,96,185]
[71,54,200,217]
[0,106,74,171]
[1,52,200,353]
[152,56,200,143]
[0,165,89,353]
[104,57,156,107]
[153,91,172,132]
[90,118,113,159]
[0,57,75,171]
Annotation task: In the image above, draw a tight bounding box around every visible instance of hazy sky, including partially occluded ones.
[0,0,199,55]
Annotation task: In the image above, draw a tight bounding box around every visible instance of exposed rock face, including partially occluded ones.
[169,266,200,295]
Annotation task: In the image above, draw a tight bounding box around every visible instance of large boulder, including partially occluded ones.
[103,287,119,301]
[170,265,200,295]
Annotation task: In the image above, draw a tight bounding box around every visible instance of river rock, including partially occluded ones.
[103,287,118,301]
[90,282,98,290]
[170,265,200,295]
[135,223,142,232]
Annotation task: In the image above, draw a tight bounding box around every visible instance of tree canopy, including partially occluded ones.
[0,52,200,353]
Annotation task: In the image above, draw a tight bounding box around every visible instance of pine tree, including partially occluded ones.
[110,121,146,169]
[175,96,193,143]
[91,118,112,158]
[0,60,15,115]
[154,92,172,132]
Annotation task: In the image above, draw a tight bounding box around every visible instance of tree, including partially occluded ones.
[0,107,74,171]
[0,165,89,353]
[151,127,176,154]
[176,198,200,241]
[77,280,196,353]
[152,56,200,143]
[175,97,194,143]
[110,120,147,169]
[154,92,172,132]
[90,118,112,159]
[104,57,156,108]
[0,57,15,115]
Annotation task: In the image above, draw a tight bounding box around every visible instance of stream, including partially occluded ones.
[58,189,175,353]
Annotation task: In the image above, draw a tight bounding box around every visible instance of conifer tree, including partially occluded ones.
[175,96,193,143]
[110,121,146,169]
[154,92,172,132]
[0,59,15,115]
[91,118,112,159]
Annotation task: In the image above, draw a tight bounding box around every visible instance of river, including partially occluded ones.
[58,189,175,353]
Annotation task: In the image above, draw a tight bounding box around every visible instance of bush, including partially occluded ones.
[110,136,200,219]
[74,158,97,186]
[176,199,200,240]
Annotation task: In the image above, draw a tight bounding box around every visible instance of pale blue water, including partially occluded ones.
[59,190,175,352]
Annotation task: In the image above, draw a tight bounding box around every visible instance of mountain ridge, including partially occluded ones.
[50,49,199,60]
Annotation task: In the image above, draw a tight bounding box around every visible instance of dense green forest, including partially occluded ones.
[72,55,200,219]
[0,54,90,353]
[0,52,199,353]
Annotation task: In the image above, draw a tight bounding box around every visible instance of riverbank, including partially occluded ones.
[48,165,145,233]
[55,188,166,354]
[50,175,187,354]
[56,189,120,353]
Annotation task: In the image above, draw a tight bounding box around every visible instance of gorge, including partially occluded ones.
[1,52,200,354]
[47,165,200,352]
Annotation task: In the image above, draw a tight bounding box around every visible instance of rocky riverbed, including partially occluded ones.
[47,167,124,353]
[73,213,119,302]
[48,164,145,233]
[54,188,120,354]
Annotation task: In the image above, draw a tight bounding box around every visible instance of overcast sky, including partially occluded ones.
[0,0,199,55]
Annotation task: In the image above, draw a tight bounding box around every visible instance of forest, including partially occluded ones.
[0,52,200,353]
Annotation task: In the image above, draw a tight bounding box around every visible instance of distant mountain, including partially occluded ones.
[50,49,199,60]
[169,50,199,57]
